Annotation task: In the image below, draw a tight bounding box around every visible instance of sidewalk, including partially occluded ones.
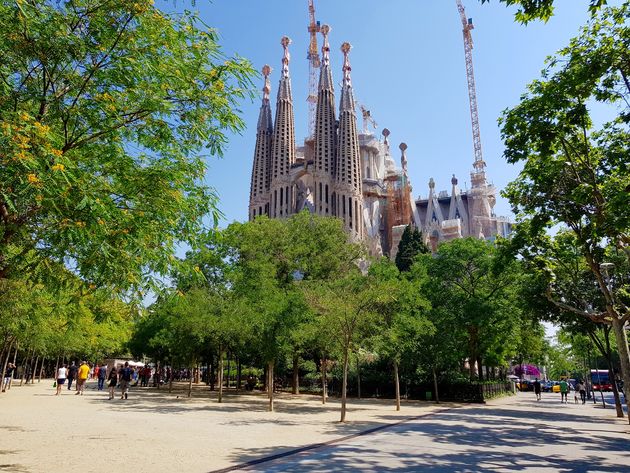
[229,392,630,472]
[1,382,627,473]
[0,380,448,473]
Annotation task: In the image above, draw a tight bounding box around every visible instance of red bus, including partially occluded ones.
[590,369,613,391]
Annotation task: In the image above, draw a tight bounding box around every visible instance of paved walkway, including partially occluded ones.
[224,393,630,473]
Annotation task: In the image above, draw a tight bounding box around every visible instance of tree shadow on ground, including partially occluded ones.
[213,401,629,473]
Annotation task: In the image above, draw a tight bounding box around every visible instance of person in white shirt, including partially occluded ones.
[56,365,67,396]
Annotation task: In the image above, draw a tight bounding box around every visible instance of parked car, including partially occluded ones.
[542,381,555,392]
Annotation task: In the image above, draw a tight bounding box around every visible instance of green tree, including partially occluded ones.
[367,259,432,410]
[480,0,609,23]
[500,4,630,421]
[424,238,524,380]
[395,225,429,273]
[304,272,384,422]
[0,0,254,290]
[223,213,363,411]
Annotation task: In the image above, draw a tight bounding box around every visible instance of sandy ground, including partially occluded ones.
[0,380,450,473]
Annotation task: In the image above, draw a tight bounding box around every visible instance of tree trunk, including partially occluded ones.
[9,343,18,389]
[267,361,274,412]
[54,355,60,378]
[433,366,440,404]
[31,356,39,384]
[226,353,231,391]
[611,318,630,424]
[356,355,361,400]
[394,360,401,411]
[340,348,349,422]
[603,353,624,418]
[20,347,34,386]
[292,353,299,395]
[1,338,14,392]
[187,364,193,398]
[237,359,242,391]
[477,356,483,381]
[38,357,45,382]
[209,359,215,391]
[320,359,327,404]
[218,349,224,403]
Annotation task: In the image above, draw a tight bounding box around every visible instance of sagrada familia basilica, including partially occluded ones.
[248,19,511,258]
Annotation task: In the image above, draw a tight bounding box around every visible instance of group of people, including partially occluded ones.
[532,378,588,404]
[54,361,91,395]
[55,361,141,400]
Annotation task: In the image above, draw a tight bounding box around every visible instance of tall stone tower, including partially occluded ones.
[334,42,363,239]
[248,65,273,221]
[269,37,296,218]
[312,25,337,217]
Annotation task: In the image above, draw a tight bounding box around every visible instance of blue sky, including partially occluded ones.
[187,0,617,226]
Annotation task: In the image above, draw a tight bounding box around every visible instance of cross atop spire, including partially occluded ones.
[262,64,272,102]
[281,36,291,79]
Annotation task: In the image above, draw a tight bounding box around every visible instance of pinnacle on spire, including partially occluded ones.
[277,37,293,102]
[341,42,352,86]
[262,64,272,102]
[281,36,291,79]
[339,42,355,112]
[399,142,408,176]
[382,128,390,146]
[257,65,273,132]
[320,24,331,66]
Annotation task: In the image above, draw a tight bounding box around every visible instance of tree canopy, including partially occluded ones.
[500,3,630,420]
[480,0,609,23]
[0,0,255,291]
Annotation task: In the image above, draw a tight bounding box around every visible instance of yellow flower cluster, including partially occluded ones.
[27,174,40,184]
[51,163,65,172]
[75,221,86,228]
[50,149,63,157]
[33,122,50,134]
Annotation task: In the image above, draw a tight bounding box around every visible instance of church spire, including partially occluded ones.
[249,65,274,220]
[312,24,336,216]
[269,37,296,218]
[335,42,363,239]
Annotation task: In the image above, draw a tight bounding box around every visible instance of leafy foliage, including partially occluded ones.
[395,225,429,273]
[479,0,608,23]
[0,0,255,290]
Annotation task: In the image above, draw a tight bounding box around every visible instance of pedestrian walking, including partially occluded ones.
[55,364,67,395]
[559,379,569,403]
[67,362,77,390]
[75,360,90,395]
[533,378,542,401]
[576,381,586,404]
[119,362,133,400]
[2,363,15,392]
[107,365,118,400]
[97,363,107,391]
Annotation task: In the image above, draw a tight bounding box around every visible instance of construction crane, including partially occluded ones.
[359,104,378,135]
[456,0,486,174]
[306,0,321,138]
